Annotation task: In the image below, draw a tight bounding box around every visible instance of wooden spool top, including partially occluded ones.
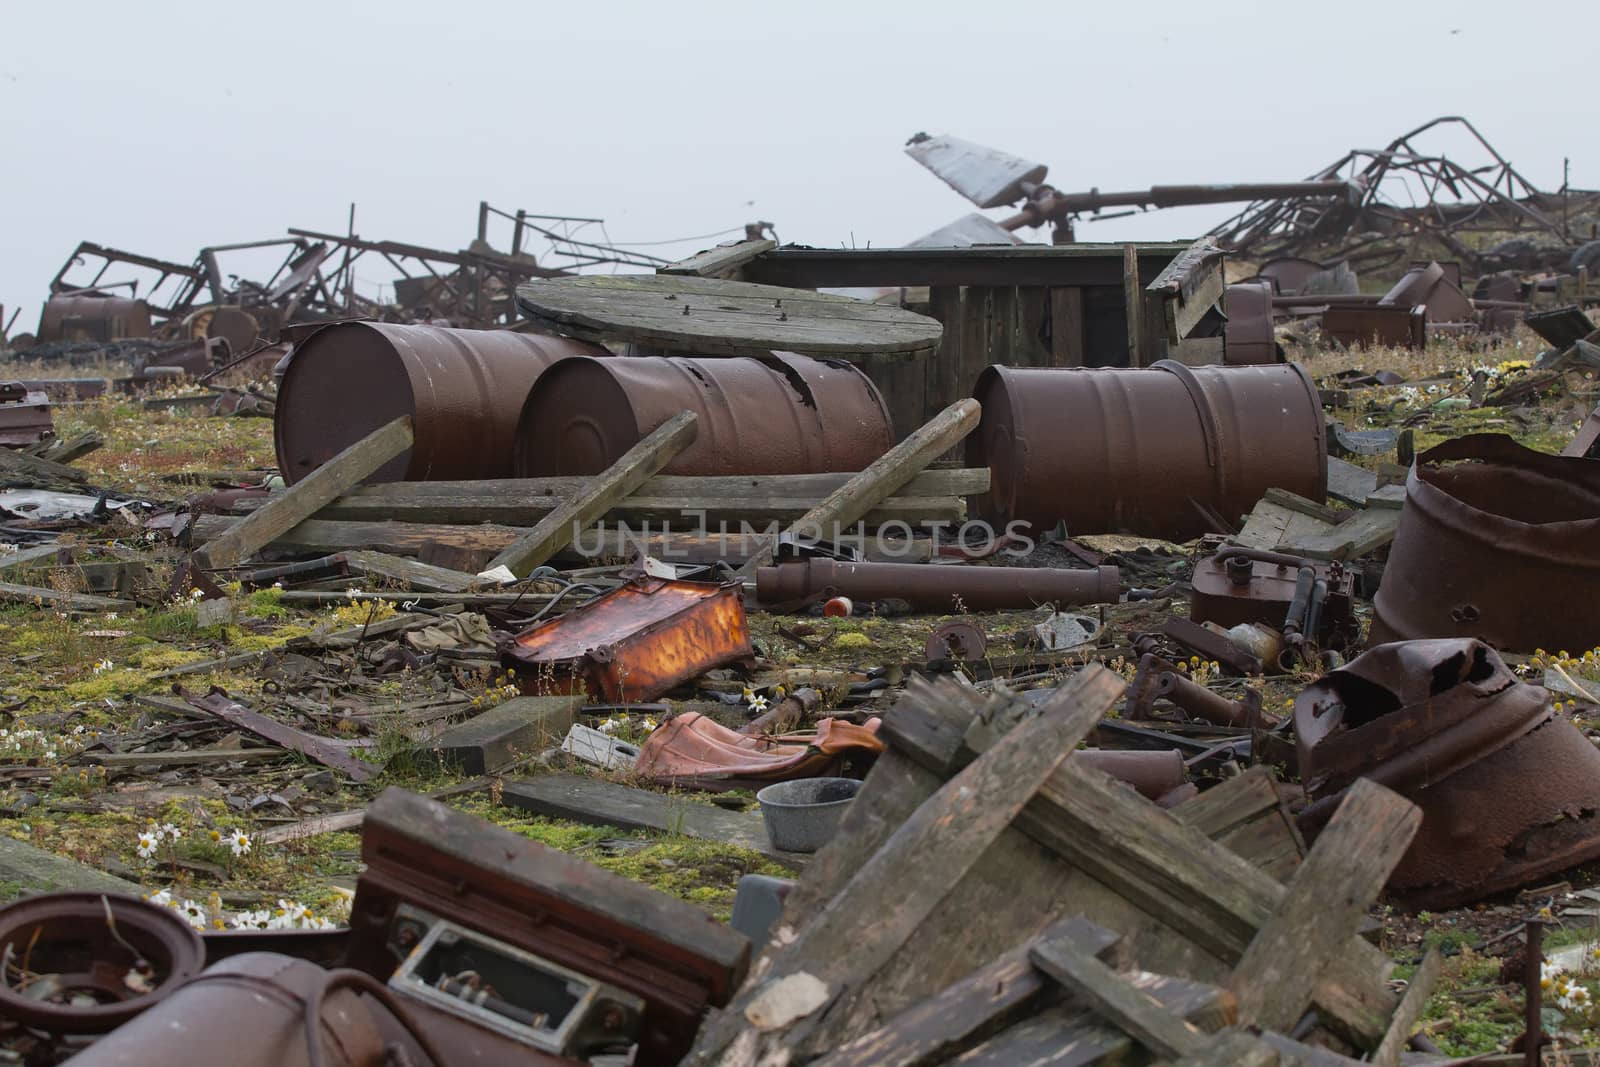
[515,274,943,358]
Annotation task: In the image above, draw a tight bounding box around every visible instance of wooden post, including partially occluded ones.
[1123,244,1143,367]
[1028,937,1210,1059]
[484,411,699,577]
[194,416,413,571]
[1372,947,1442,1067]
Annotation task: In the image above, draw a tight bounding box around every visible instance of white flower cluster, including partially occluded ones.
[136,822,182,859]
[0,725,67,762]
[597,715,659,734]
[143,889,340,932]
[1542,955,1599,1021]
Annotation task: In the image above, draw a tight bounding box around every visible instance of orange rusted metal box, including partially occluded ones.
[501,578,753,703]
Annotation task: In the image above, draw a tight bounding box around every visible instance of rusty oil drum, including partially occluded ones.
[513,352,893,477]
[274,322,606,484]
[968,360,1326,541]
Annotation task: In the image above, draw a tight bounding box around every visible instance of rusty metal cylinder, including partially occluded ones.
[756,558,1120,613]
[64,953,389,1067]
[513,352,893,477]
[968,360,1326,541]
[1154,671,1259,728]
[274,322,606,484]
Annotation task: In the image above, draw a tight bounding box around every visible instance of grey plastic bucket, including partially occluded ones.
[756,777,861,853]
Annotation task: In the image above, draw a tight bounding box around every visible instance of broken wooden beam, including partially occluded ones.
[193,415,413,570]
[173,687,378,783]
[485,410,699,578]
[0,579,133,613]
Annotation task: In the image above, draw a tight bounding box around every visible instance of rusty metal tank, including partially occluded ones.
[1370,434,1600,653]
[968,360,1326,541]
[513,352,893,478]
[274,322,606,484]
[37,294,153,342]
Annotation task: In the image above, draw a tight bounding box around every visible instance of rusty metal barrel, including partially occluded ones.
[274,322,606,484]
[968,360,1326,541]
[756,558,1121,612]
[513,352,893,477]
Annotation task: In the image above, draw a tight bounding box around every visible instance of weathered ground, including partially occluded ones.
[0,332,1597,1055]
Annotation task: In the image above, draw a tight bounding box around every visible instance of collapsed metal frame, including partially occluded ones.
[1211,116,1594,271]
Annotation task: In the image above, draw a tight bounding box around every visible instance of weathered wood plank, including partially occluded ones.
[1326,456,1380,506]
[659,237,776,278]
[343,550,481,592]
[1146,238,1228,344]
[499,773,806,867]
[1028,936,1214,1058]
[0,579,133,612]
[1124,244,1145,366]
[0,835,143,897]
[1049,287,1086,367]
[1372,947,1441,1067]
[485,411,698,577]
[1283,506,1401,562]
[516,274,943,357]
[1229,778,1420,1032]
[194,416,412,569]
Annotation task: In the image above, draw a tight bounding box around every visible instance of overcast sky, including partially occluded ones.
[3,0,1593,332]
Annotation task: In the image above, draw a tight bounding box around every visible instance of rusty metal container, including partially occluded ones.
[755,558,1120,613]
[274,322,606,485]
[0,382,53,447]
[502,578,754,703]
[1370,435,1600,653]
[1296,639,1600,908]
[36,294,153,342]
[968,361,1325,542]
[512,352,893,477]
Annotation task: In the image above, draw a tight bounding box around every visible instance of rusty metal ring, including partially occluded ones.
[0,892,205,1033]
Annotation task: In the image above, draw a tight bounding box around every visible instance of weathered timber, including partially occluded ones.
[1326,456,1380,506]
[500,773,806,867]
[1147,238,1228,344]
[0,542,68,575]
[1029,936,1214,1059]
[256,777,490,847]
[0,835,143,896]
[812,917,1124,1067]
[175,688,378,783]
[83,748,288,769]
[342,550,481,593]
[1372,947,1441,1067]
[194,415,412,569]
[660,238,777,278]
[1228,778,1420,1031]
[428,695,583,775]
[1281,506,1401,562]
[0,579,132,613]
[0,447,88,484]
[486,411,699,577]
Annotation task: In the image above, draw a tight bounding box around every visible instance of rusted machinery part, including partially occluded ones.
[755,559,1121,614]
[274,322,607,485]
[512,352,893,478]
[1295,639,1600,908]
[1125,653,1181,718]
[1221,282,1280,365]
[1071,748,1186,802]
[968,361,1326,542]
[0,892,205,1034]
[36,294,154,342]
[1370,434,1600,652]
[925,619,987,662]
[1153,671,1263,729]
[60,953,404,1067]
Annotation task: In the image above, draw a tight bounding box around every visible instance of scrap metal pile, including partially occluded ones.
[2,150,1600,1063]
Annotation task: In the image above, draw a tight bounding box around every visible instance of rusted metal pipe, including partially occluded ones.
[274,322,607,484]
[1525,918,1545,1067]
[969,361,1326,541]
[742,687,823,735]
[1370,435,1600,652]
[755,558,1120,613]
[1154,671,1263,729]
[1126,653,1181,718]
[513,352,893,478]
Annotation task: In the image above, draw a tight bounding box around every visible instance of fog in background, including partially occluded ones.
[2,0,1593,328]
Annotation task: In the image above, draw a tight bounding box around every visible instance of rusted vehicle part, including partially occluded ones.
[968,361,1325,541]
[275,322,607,485]
[635,712,884,790]
[186,486,270,516]
[512,353,892,478]
[1125,653,1181,718]
[1154,671,1265,729]
[1162,616,1263,676]
[925,619,987,662]
[0,383,53,447]
[1296,639,1600,908]
[1562,400,1600,458]
[1072,748,1187,803]
[176,685,378,783]
[502,579,753,703]
[1190,547,1358,660]
[0,892,205,1034]
[349,788,749,1065]
[1321,304,1426,349]
[1370,435,1600,652]
[756,559,1120,614]
[1221,282,1280,365]
[741,686,823,735]
[36,294,153,342]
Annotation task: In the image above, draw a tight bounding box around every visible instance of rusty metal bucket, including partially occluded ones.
[1296,639,1600,909]
[968,360,1326,541]
[274,322,606,484]
[512,352,893,477]
[1370,434,1600,653]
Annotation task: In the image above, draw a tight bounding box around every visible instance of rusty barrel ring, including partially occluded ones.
[0,892,206,1033]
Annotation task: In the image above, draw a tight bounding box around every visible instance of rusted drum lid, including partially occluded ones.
[518,358,638,475]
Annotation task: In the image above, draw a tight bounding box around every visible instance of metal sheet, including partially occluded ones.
[1370,434,1600,652]
[903,134,1049,210]
[1321,304,1426,349]
[513,352,892,478]
[968,361,1326,541]
[274,322,606,485]
[502,578,753,703]
[756,559,1119,613]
